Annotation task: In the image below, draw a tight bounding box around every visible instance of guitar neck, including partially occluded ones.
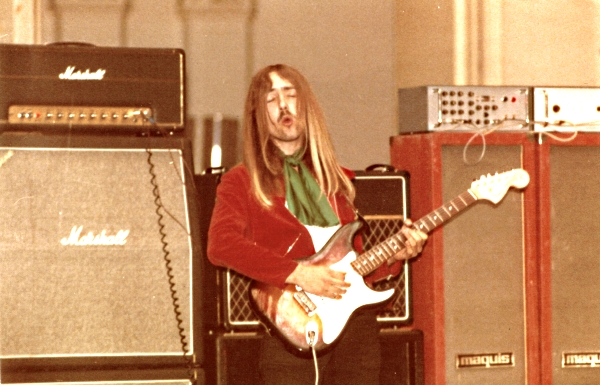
[351,189,478,277]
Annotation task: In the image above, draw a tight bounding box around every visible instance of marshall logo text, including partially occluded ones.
[61,226,129,246]
[59,66,106,80]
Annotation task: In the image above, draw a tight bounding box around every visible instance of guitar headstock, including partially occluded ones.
[469,169,530,204]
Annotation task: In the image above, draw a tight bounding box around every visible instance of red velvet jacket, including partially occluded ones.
[207,164,402,289]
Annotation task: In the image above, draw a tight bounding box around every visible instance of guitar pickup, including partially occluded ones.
[293,286,317,315]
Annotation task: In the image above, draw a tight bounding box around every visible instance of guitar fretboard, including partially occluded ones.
[351,189,478,276]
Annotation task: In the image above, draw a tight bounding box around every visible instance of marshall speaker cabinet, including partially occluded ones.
[0,43,185,134]
[0,134,202,382]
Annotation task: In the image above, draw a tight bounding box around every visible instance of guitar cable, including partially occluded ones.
[311,344,319,385]
[144,120,199,384]
[306,321,319,385]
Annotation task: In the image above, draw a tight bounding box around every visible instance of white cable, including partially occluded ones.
[311,346,319,385]
[306,321,320,385]
[462,130,486,165]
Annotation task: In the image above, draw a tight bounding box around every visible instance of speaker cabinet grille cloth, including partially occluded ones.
[548,143,600,384]
[441,144,526,384]
[0,136,195,358]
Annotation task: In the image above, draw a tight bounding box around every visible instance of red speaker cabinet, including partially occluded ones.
[390,132,539,385]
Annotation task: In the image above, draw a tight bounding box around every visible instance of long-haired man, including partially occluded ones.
[208,64,427,385]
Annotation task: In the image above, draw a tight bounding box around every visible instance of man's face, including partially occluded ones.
[266,71,304,155]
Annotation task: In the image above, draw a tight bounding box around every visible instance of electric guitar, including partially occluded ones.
[249,169,530,354]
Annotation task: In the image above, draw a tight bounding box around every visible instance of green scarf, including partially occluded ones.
[282,152,340,227]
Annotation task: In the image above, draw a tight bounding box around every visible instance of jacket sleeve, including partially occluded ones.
[206,167,298,289]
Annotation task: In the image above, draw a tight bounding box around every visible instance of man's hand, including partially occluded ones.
[393,218,428,260]
[285,264,350,299]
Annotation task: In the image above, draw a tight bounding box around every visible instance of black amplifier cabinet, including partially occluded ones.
[0,43,185,134]
[195,167,414,333]
[353,168,413,326]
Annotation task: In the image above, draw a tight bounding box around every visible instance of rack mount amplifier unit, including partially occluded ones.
[398,86,600,133]
[398,86,530,133]
[532,87,600,132]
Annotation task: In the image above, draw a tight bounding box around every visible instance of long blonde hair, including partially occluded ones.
[242,64,355,207]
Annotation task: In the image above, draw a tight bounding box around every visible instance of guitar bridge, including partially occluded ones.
[293,287,317,315]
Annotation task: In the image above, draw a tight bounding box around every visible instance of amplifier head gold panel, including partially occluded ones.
[8,105,153,127]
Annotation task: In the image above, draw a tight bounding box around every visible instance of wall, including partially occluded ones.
[0,0,11,43]
[396,0,455,87]
[396,0,600,87]
[3,0,600,167]
[253,0,397,170]
[500,0,599,86]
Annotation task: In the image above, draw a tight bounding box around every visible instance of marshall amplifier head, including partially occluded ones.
[0,43,185,134]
